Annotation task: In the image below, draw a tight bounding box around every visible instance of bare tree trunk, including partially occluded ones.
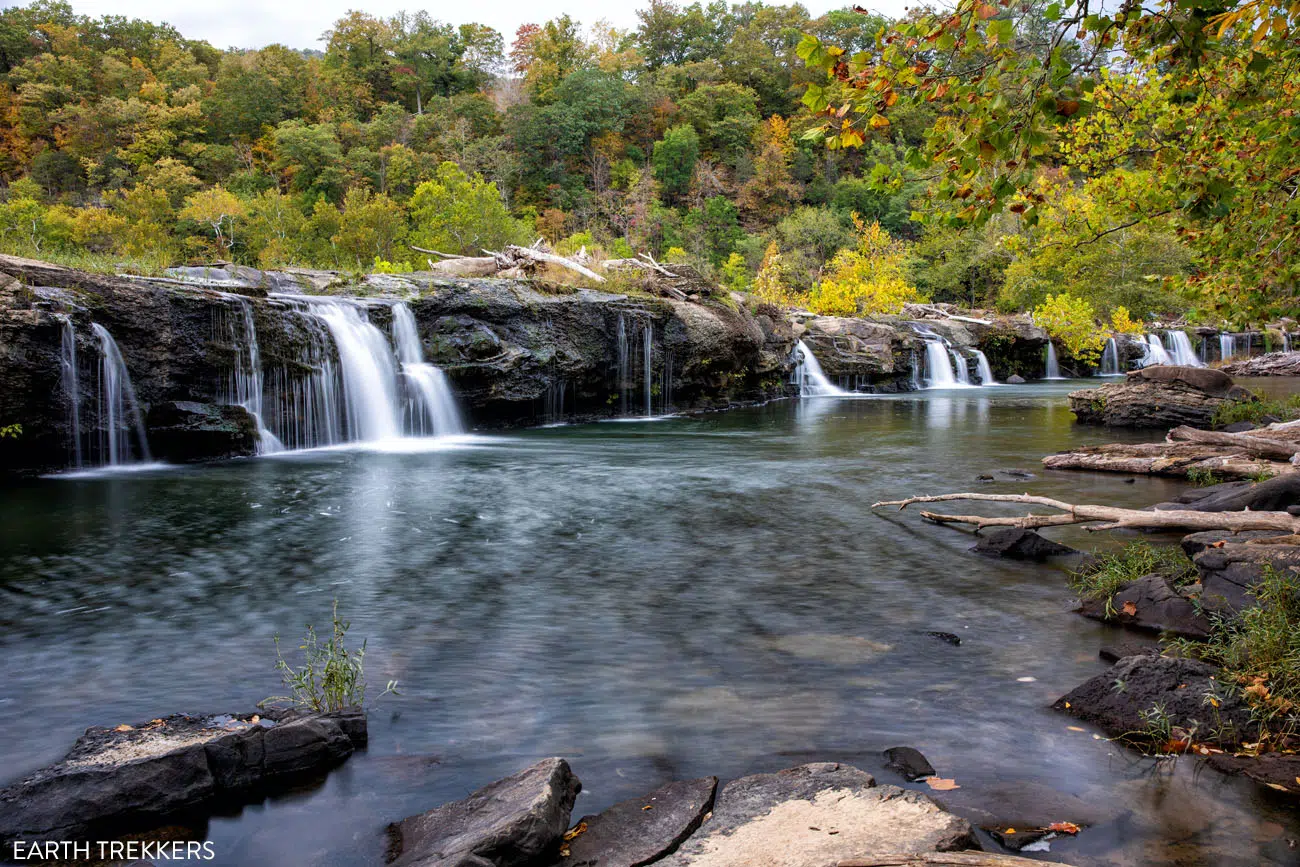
[871,492,1300,533]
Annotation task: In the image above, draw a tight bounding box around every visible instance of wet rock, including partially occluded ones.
[883,747,935,781]
[1006,374,1026,384]
[1221,421,1258,433]
[0,710,364,848]
[1179,530,1279,558]
[386,757,580,867]
[1068,366,1256,428]
[976,474,994,482]
[972,528,1079,561]
[658,763,974,866]
[934,781,1120,833]
[560,777,717,867]
[1182,534,1300,612]
[925,631,961,646]
[1205,752,1300,795]
[1054,655,1262,748]
[1098,640,1159,663]
[799,316,913,389]
[998,468,1036,479]
[146,401,257,462]
[1176,475,1300,513]
[987,827,1054,851]
[1077,574,1211,639]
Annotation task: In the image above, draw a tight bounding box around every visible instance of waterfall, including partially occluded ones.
[313,302,402,442]
[643,325,653,417]
[1219,333,1244,361]
[1199,337,1209,364]
[392,303,463,436]
[792,341,848,396]
[1098,337,1120,376]
[949,348,971,385]
[921,338,958,388]
[973,349,997,385]
[909,351,921,390]
[1044,342,1062,379]
[616,315,629,416]
[1164,330,1204,367]
[59,316,82,468]
[662,351,673,414]
[1143,334,1173,366]
[1285,332,1292,353]
[91,324,151,466]
[218,297,282,453]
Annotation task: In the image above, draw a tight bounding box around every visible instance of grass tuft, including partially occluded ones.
[1070,540,1197,608]
[1211,394,1300,428]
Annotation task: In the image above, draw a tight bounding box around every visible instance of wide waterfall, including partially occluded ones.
[1164,330,1203,367]
[1098,337,1120,375]
[90,324,152,466]
[59,316,82,468]
[972,349,997,384]
[1143,334,1173,366]
[1044,342,1062,379]
[792,341,847,396]
[392,303,464,436]
[261,296,463,450]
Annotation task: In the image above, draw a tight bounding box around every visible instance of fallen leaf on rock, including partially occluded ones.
[1067,726,1086,732]
[642,805,654,811]
[1048,821,1081,834]
[562,822,587,842]
[1268,783,1291,792]
[1122,601,1138,616]
[113,724,133,732]
[926,777,960,791]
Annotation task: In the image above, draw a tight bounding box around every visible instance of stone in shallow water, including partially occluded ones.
[560,776,717,867]
[972,528,1078,561]
[386,757,580,867]
[883,746,936,781]
[656,763,973,867]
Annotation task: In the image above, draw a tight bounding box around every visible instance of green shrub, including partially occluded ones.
[261,600,397,712]
[1210,394,1300,428]
[1070,541,1196,610]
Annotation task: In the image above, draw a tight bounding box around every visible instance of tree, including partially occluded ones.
[510,16,594,104]
[652,124,699,206]
[180,186,244,257]
[677,82,760,156]
[807,219,924,316]
[205,46,308,142]
[1032,293,1106,366]
[331,187,406,269]
[408,161,526,256]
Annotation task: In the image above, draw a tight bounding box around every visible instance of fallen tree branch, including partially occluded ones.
[871,492,1300,533]
[908,303,993,326]
[488,245,606,284]
[1167,425,1300,460]
[409,246,466,259]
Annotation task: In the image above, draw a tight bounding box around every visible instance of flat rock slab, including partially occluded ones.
[1077,574,1210,639]
[659,763,973,867]
[0,709,364,847]
[1054,655,1261,748]
[562,777,718,867]
[387,757,580,867]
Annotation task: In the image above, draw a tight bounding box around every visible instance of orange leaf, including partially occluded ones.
[113,724,133,732]
[868,114,891,130]
[1121,600,1138,616]
[1048,821,1081,834]
[926,777,960,791]
[977,4,998,18]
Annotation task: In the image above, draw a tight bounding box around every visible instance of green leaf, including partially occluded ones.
[1045,3,1062,22]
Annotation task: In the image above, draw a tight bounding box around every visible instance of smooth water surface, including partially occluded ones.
[2,381,1298,865]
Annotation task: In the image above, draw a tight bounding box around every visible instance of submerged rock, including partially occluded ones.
[0,709,364,848]
[146,401,257,462]
[1068,366,1255,428]
[883,746,936,781]
[657,762,974,866]
[972,528,1079,561]
[1054,655,1261,748]
[560,777,717,867]
[1077,574,1211,639]
[1006,374,1026,384]
[386,757,580,867]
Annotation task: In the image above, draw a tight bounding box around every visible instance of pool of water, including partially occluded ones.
[2,381,1298,865]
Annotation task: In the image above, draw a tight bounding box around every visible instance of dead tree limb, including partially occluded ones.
[410,246,466,259]
[870,492,1300,533]
[486,245,606,284]
[1167,425,1300,460]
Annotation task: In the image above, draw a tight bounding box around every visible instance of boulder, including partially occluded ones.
[1054,655,1262,748]
[1006,374,1026,384]
[1068,366,1256,428]
[1168,475,1300,513]
[560,777,717,867]
[971,528,1079,561]
[1076,574,1211,639]
[0,710,364,847]
[386,758,581,867]
[797,316,911,391]
[145,401,258,462]
[1186,538,1300,612]
[657,763,974,867]
[883,747,935,782]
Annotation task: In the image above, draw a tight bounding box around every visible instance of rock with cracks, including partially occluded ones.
[657,762,974,867]
[1076,574,1211,639]
[559,777,717,867]
[1181,534,1300,612]
[1068,366,1255,429]
[1053,655,1261,748]
[386,757,581,867]
[0,709,364,847]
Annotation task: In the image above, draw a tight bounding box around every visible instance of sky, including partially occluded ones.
[34,0,912,52]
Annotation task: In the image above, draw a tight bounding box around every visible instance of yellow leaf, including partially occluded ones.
[113,724,134,732]
[926,777,960,791]
[868,114,891,130]
[1267,783,1289,791]
[563,822,588,842]
[642,805,654,811]
[1067,726,1086,732]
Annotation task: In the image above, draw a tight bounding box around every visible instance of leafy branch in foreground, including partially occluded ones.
[260,599,398,713]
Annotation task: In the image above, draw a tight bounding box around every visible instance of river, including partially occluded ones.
[1,381,1297,865]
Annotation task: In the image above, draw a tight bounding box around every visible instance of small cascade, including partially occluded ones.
[1044,342,1062,379]
[1143,334,1173,366]
[315,302,402,442]
[909,351,921,390]
[1098,337,1120,376]
[392,303,463,436]
[921,338,958,388]
[217,297,282,453]
[1285,332,1292,353]
[543,379,567,422]
[643,325,652,417]
[614,313,657,416]
[1164,330,1204,367]
[792,341,848,396]
[973,349,997,385]
[59,316,82,468]
[949,348,971,385]
[1199,337,1209,364]
[616,315,629,416]
[662,351,673,415]
[91,323,151,466]
[1220,333,1245,361]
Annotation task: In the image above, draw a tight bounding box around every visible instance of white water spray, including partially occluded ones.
[392,303,463,436]
[1143,334,1173,366]
[792,341,848,396]
[59,316,82,468]
[1098,337,1120,376]
[973,349,997,384]
[91,323,151,466]
[1164,330,1203,367]
[1044,342,1062,379]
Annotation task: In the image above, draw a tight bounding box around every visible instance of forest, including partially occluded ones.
[0,0,1293,335]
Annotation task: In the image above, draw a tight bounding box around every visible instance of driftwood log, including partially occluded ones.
[410,243,607,283]
[1166,425,1300,461]
[1041,442,1292,479]
[839,853,1074,867]
[871,492,1300,533]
